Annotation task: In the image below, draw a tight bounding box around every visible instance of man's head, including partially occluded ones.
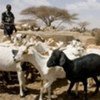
[6,4,11,12]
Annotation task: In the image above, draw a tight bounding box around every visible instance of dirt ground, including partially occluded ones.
[0,30,100,100]
[0,78,100,100]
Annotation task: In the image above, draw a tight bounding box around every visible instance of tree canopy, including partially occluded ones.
[21,6,78,27]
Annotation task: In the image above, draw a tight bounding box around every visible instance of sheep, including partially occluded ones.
[47,49,100,100]
[12,45,66,100]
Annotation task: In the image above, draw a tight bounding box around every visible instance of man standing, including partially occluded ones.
[1,4,17,41]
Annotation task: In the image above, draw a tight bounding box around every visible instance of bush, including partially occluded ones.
[95,32,100,45]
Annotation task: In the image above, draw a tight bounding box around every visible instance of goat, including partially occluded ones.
[47,49,100,100]
[12,33,27,46]
[33,39,85,95]
[0,45,26,97]
[12,45,66,100]
[12,40,85,100]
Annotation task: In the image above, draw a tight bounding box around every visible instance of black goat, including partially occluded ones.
[47,49,100,100]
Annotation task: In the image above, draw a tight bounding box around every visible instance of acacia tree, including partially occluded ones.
[21,6,78,27]
[78,21,89,32]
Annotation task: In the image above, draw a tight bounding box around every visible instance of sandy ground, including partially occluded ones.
[0,30,99,100]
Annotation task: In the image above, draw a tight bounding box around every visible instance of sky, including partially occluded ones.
[0,0,100,28]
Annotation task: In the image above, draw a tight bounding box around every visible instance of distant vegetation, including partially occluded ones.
[92,28,100,45]
[78,21,89,33]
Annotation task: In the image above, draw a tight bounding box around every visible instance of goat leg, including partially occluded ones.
[92,76,99,95]
[83,80,88,100]
[67,81,75,95]
[39,80,53,100]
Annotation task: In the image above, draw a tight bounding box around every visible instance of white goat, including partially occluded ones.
[12,33,27,46]
[13,45,66,100]
[0,46,26,97]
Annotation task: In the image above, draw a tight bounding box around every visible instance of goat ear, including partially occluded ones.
[59,53,66,66]
[27,48,33,54]
[12,50,18,56]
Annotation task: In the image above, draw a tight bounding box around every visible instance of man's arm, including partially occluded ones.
[1,12,5,24]
[1,12,9,25]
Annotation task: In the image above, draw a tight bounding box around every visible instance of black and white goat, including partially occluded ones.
[47,49,100,100]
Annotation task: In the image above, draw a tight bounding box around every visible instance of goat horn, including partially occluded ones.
[57,44,65,51]
[27,44,35,49]
[22,44,34,54]
[59,47,66,51]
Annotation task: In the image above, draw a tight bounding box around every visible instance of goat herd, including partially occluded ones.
[0,33,100,100]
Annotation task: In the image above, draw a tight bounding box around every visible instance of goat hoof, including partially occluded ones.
[39,98,42,100]
[74,94,79,98]
[20,96,24,98]
[91,88,99,96]
[24,88,28,93]
[20,94,25,98]
[91,92,98,96]
[83,97,88,100]
[67,91,79,98]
